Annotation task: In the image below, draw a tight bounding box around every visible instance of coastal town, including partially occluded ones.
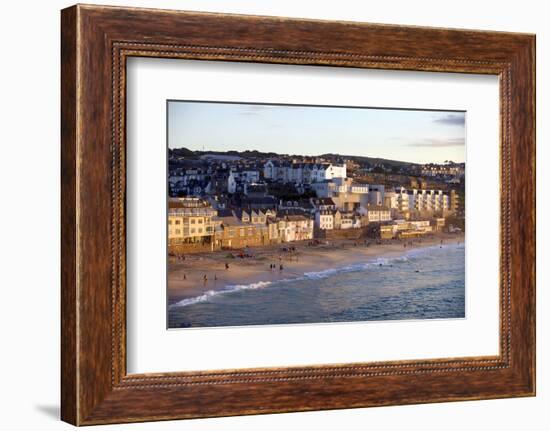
[168,148,465,254]
[166,103,466,328]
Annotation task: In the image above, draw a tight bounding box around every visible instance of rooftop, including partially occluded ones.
[368,205,390,212]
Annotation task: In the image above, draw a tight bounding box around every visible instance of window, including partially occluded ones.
[191,219,196,224]
[191,229,196,234]
[175,229,181,235]
[175,220,181,225]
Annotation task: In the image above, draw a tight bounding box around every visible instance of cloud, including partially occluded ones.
[407,137,465,148]
[433,113,465,126]
[237,104,273,116]
[238,109,261,116]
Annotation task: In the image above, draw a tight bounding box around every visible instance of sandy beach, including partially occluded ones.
[168,232,465,305]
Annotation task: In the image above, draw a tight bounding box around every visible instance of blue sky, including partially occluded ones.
[168,101,465,164]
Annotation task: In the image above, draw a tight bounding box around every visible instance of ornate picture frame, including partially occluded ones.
[61,4,535,425]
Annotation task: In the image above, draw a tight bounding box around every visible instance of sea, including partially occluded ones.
[168,242,465,329]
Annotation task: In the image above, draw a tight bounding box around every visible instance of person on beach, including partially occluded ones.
[279,264,284,271]
[225,262,229,270]
[203,274,208,284]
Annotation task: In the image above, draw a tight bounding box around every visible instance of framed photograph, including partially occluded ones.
[61,4,535,425]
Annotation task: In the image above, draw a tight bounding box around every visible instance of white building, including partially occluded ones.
[395,188,411,212]
[394,187,452,213]
[264,160,346,184]
[413,189,451,212]
[340,215,354,229]
[227,169,261,194]
[311,178,370,211]
[383,191,398,209]
[368,185,385,206]
[367,205,392,223]
[314,210,335,230]
[278,215,314,242]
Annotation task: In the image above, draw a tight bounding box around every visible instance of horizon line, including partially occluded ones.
[169,146,465,166]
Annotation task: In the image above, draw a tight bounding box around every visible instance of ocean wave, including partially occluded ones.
[170,241,465,308]
[169,280,275,308]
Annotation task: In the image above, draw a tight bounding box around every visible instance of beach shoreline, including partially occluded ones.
[167,232,465,306]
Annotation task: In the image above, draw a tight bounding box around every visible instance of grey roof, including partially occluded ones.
[311,197,336,206]
[242,196,278,204]
[368,205,390,211]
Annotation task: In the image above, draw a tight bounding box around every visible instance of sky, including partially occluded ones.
[168,101,465,164]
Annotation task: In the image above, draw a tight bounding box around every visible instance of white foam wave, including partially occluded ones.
[169,280,275,308]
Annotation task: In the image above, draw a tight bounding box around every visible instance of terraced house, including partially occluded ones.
[277,214,314,242]
[168,197,217,245]
[263,160,347,184]
[213,209,270,249]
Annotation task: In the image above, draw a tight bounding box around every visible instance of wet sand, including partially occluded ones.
[167,232,465,305]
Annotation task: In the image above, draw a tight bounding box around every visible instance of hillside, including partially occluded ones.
[169,147,420,168]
